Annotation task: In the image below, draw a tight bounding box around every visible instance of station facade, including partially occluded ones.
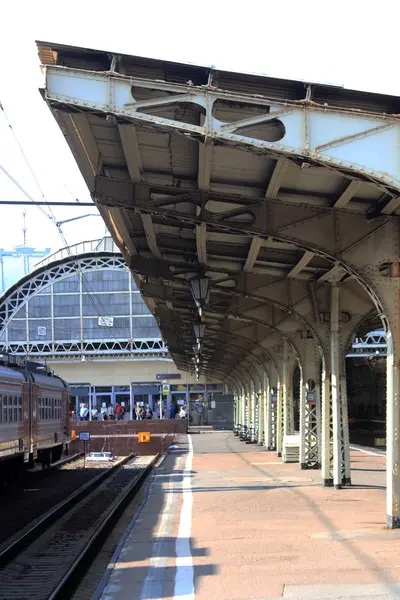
[0,237,223,419]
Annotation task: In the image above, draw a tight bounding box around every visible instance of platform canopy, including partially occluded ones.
[37,41,400,382]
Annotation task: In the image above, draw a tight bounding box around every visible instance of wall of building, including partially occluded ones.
[48,358,217,387]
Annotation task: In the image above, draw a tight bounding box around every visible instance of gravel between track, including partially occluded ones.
[0,457,122,548]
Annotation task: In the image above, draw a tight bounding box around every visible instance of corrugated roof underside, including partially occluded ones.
[37,41,400,115]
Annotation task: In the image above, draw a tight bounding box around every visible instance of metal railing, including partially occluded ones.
[34,237,119,270]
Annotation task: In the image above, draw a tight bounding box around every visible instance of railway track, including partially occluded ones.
[0,455,155,600]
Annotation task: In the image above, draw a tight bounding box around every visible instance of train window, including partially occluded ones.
[8,396,12,422]
[13,396,18,406]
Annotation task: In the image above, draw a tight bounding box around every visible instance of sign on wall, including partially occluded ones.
[156,374,181,380]
[98,316,114,327]
[37,326,47,336]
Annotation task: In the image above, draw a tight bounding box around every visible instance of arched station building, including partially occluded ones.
[0,237,224,419]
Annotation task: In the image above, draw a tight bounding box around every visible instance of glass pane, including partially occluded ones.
[83,317,130,340]
[132,316,160,338]
[28,295,51,318]
[14,305,26,318]
[8,320,27,342]
[130,276,138,291]
[54,318,80,341]
[132,294,151,315]
[37,283,52,295]
[54,294,80,317]
[82,292,130,316]
[82,269,128,292]
[53,275,80,293]
[29,320,52,341]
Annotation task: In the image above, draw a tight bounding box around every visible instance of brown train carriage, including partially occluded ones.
[0,357,70,478]
[0,364,27,478]
[32,372,70,467]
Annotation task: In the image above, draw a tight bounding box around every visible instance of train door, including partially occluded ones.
[29,380,38,462]
[63,388,71,445]
[22,381,32,464]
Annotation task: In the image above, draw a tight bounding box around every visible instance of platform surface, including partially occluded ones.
[98,432,400,600]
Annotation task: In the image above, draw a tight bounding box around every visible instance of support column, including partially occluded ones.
[299,337,321,469]
[321,362,332,485]
[277,344,288,457]
[282,340,290,437]
[387,325,400,528]
[331,284,342,489]
[251,378,257,442]
[257,372,265,445]
[340,369,351,485]
[287,355,297,435]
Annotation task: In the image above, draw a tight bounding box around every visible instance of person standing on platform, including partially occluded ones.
[169,403,176,419]
[115,402,125,421]
[179,405,187,419]
[107,404,115,420]
[80,403,89,421]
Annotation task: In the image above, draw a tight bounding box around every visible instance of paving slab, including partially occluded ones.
[97,432,400,600]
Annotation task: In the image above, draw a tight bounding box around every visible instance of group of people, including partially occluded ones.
[135,404,153,419]
[74,401,188,421]
[77,402,125,421]
[169,403,187,419]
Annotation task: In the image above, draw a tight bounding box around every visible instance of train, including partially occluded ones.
[0,353,70,479]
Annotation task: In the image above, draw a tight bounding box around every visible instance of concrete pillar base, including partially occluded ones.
[323,479,333,487]
[334,484,342,490]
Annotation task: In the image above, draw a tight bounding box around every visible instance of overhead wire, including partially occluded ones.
[0,101,56,222]
[0,100,121,334]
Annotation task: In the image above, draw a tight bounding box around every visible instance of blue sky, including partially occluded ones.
[0,0,398,254]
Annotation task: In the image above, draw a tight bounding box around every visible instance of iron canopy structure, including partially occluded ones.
[36,41,400,381]
[37,41,400,526]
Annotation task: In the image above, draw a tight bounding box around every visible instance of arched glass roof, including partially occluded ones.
[0,238,166,360]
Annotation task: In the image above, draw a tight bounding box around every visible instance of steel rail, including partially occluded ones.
[0,454,134,567]
[50,456,157,599]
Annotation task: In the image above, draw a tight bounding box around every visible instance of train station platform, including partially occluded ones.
[96,432,400,600]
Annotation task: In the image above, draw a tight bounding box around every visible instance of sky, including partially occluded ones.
[0,0,399,259]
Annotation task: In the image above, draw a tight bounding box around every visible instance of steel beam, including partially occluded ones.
[118,124,143,182]
[333,181,361,209]
[243,237,262,272]
[287,251,314,279]
[196,222,208,265]
[141,213,162,259]
[46,66,400,194]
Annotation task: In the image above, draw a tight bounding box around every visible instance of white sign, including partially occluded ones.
[211,400,216,409]
[37,326,46,336]
[98,316,114,327]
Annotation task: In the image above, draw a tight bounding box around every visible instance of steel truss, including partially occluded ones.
[46,66,400,195]
[302,399,320,469]
[0,253,167,359]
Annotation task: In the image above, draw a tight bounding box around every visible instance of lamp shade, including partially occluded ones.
[193,323,205,341]
[190,277,210,308]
